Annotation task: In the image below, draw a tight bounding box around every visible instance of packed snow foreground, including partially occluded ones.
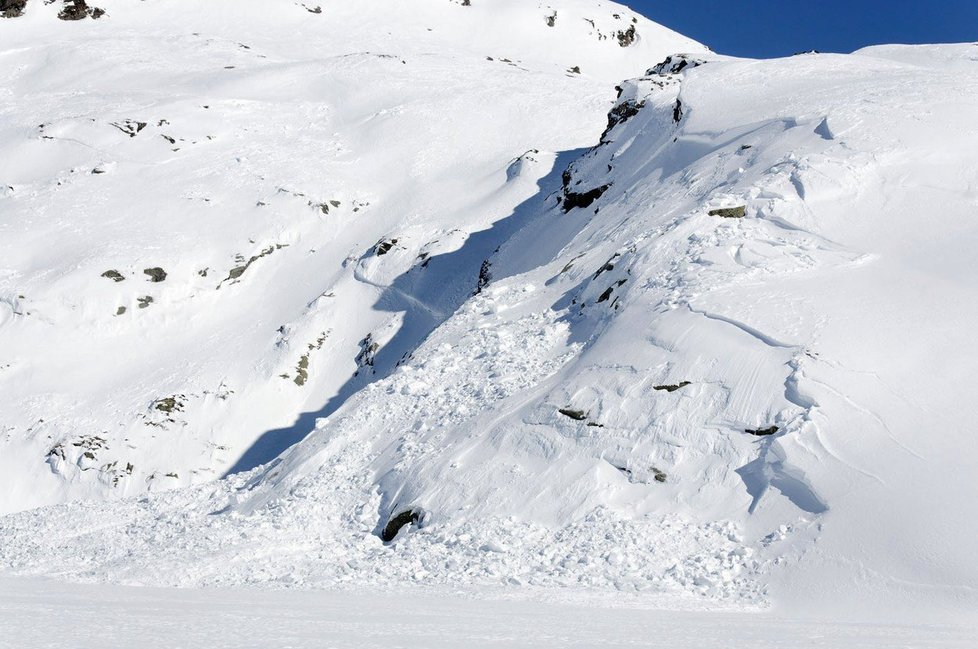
[1,0,977,626]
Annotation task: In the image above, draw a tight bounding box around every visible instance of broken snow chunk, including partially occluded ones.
[381,508,423,542]
[746,426,779,436]
[558,408,587,421]
[653,381,692,393]
[143,267,167,282]
[709,206,747,219]
[101,269,125,282]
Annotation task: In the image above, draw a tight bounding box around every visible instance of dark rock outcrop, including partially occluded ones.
[143,267,167,282]
[653,381,691,393]
[58,0,105,20]
[381,509,422,542]
[558,408,587,421]
[1,0,26,18]
[708,206,746,219]
[648,55,706,76]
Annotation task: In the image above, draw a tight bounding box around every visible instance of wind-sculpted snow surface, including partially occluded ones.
[2,1,978,624]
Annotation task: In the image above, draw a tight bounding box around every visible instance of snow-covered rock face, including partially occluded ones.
[0,0,702,511]
[2,1,978,622]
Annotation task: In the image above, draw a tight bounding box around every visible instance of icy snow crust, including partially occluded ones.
[3,2,978,622]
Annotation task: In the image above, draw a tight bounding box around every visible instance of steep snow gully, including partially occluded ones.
[2,0,978,626]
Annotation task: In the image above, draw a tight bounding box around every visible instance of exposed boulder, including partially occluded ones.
[653,381,691,393]
[648,54,706,76]
[381,508,422,542]
[58,0,105,21]
[143,267,167,282]
[709,206,746,219]
[558,408,587,421]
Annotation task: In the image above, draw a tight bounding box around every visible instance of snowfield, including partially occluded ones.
[1,576,975,649]
[2,0,978,638]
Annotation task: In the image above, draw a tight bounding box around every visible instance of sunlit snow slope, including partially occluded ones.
[0,0,701,510]
[2,1,978,624]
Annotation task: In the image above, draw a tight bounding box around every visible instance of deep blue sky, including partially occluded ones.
[623,1,978,58]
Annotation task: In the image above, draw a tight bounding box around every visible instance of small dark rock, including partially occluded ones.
[101,270,125,282]
[602,99,645,140]
[143,267,167,282]
[746,426,779,437]
[475,259,492,294]
[355,335,380,372]
[115,306,126,316]
[294,354,310,386]
[137,296,153,309]
[1,0,26,18]
[154,396,183,414]
[381,509,422,542]
[616,25,637,47]
[653,381,691,393]
[558,408,587,421]
[708,206,747,219]
[375,238,398,256]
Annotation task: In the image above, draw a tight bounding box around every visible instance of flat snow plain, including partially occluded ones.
[2,577,975,649]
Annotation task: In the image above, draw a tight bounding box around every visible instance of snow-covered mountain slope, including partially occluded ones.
[0,0,703,512]
[3,2,978,624]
